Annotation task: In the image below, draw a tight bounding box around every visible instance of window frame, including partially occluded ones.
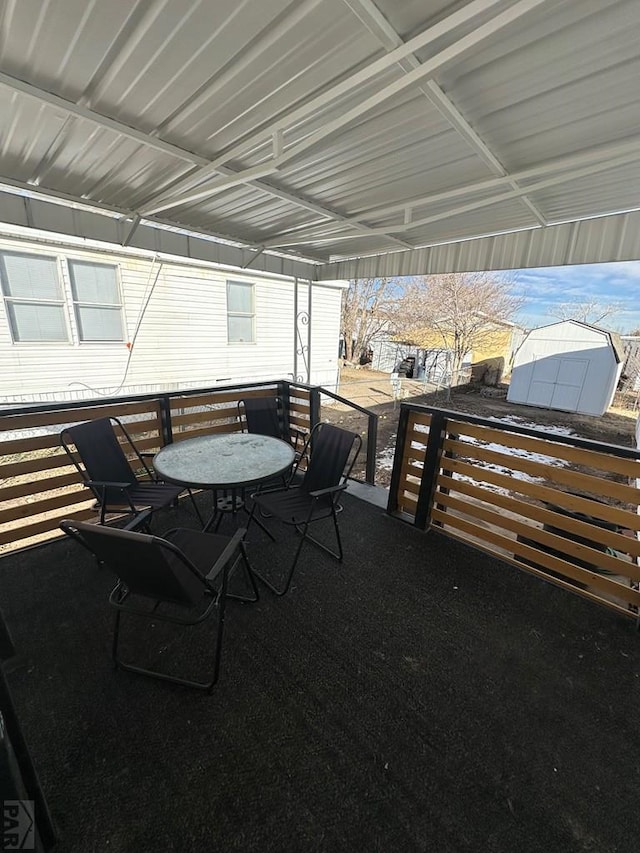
[226,280,255,344]
[0,250,70,344]
[67,259,125,344]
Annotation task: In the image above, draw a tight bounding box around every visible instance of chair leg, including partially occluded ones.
[112,609,122,668]
[251,518,311,596]
[296,504,344,561]
[186,488,204,526]
[110,593,228,693]
[209,567,228,692]
[252,505,344,596]
[245,500,277,541]
[225,543,260,603]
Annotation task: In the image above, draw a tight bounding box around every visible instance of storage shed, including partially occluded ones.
[507,321,624,416]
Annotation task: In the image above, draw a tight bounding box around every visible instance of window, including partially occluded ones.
[68,261,124,342]
[227,281,255,343]
[0,252,68,342]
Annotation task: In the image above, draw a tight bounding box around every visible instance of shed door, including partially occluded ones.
[527,356,589,411]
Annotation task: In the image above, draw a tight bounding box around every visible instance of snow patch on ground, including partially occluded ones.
[378,438,397,471]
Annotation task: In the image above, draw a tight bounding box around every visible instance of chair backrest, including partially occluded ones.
[61,417,137,500]
[60,520,206,607]
[302,423,361,494]
[238,396,290,442]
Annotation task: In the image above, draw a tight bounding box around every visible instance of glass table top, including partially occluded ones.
[153,432,295,489]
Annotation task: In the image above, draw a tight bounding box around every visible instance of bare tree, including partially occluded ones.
[547,300,621,326]
[340,277,403,363]
[391,273,523,386]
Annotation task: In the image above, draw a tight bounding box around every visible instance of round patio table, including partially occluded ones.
[153,432,295,530]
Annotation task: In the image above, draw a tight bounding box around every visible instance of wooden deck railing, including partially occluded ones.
[388,403,640,620]
[0,380,314,554]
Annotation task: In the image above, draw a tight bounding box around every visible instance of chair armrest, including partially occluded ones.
[163,527,247,584]
[308,483,348,499]
[250,483,300,500]
[122,509,153,532]
[205,528,247,580]
[85,479,133,491]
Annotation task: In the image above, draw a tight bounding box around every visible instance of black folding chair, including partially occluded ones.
[247,422,362,596]
[236,397,307,504]
[238,396,306,463]
[59,517,258,693]
[61,416,202,526]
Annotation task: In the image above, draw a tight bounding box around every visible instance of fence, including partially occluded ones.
[388,403,640,620]
[0,380,377,554]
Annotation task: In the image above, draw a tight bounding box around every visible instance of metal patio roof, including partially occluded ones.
[0,0,639,280]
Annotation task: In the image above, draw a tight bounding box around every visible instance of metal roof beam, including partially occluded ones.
[138,0,546,251]
[0,71,209,167]
[263,137,640,246]
[269,149,640,247]
[138,0,513,208]
[276,0,549,168]
[0,69,408,250]
[341,0,547,226]
[342,0,507,175]
[358,137,640,220]
[139,163,281,216]
[359,148,640,237]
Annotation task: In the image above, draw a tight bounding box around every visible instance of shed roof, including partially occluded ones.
[0,1,638,279]
[524,319,625,363]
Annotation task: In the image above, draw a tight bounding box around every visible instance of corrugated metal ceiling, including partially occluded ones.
[0,0,638,280]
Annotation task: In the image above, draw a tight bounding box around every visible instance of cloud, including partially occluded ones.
[505,261,640,330]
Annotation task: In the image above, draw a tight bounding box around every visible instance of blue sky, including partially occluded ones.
[508,261,640,333]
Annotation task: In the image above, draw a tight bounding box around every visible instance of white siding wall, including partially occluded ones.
[0,237,344,403]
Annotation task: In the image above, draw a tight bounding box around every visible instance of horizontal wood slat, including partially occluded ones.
[169,387,278,411]
[0,490,89,524]
[407,429,429,450]
[408,412,432,429]
[0,472,81,501]
[435,525,635,621]
[289,415,310,431]
[0,433,60,455]
[0,400,158,431]
[439,457,640,532]
[398,492,418,515]
[448,421,640,479]
[0,507,97,546]
[170,408,238,428]
[288,387,311,400]
[431,508,640,609]
[443,437,638,504]
[435,490,640,582]
[0,452,70,480]
[171,422,242,442]
[289,401,311,415]
[437,473,640,558]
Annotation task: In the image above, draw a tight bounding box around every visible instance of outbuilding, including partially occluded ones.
[507,320,624,416]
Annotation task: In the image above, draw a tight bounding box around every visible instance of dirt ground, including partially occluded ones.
[325,366,638,487]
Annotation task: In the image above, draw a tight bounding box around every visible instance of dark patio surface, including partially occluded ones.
[1,492,639,852]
